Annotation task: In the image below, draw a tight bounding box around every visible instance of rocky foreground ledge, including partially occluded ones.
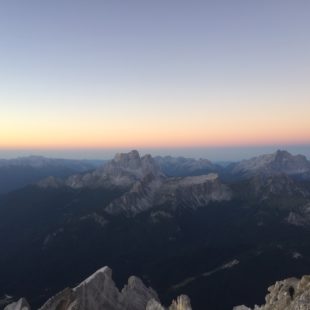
[234,275,310,310]
[4,266,191,310]
[5,267,310,310]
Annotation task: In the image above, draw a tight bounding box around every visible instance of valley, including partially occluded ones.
[1,150,310,309]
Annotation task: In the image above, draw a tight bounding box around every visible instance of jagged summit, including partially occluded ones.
[103,150,163,180]
[7,266,310,310]
[38,265,160,310]
[5,266,190,310]
[41,150,164,190]
[154,155,218,177]
[230,150,310,178]
[115,149,140,159]
[234,275,310,310]
[37,151,229,216]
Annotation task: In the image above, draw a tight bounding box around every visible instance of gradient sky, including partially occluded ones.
[1,1,310,159]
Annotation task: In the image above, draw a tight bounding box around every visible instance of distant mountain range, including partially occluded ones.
[1,150,310,310]
[1,149,309,195]
[154,155,219,177]
[227,150,310,179]
[0,156,104,195]
[37,150,230,216]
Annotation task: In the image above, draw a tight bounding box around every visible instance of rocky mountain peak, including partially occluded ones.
[103,150,163,180]
[231,150,310,178]
[53,151,163,190]
[38,266,159,310]
[234,275,310,310]
[169,295,192,310]
[5,266,310,310]
[5,266,190,310]
[113,150,141,169]
[4,298,30,310]
[273,149,292,161]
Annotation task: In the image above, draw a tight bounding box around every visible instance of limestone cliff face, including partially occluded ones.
[38,267,159,310]
[4,298,30,310]
[230,150,310,179]
[146,295,192,310]
[37,151,231,217]
[105,173,232,216]
[5,267,191,310]
[6,267,310,310]
[169,295,192,310]
[105,173,164,216]
[65,151,164,190]
[234,275,310,310]
[156,174,232,210]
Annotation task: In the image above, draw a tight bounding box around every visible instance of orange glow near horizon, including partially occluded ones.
[1,121,309,149]
[2,96,310,150]
[1,1,310,154]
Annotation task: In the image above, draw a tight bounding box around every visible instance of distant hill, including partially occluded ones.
[227,150,310,180]
[0,156,105,194]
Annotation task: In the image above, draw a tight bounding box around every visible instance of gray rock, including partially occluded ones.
[64,150,164,190]
[4,298,30,310]
[38,266,159,310]
[233,306,252,310]
[121,276,159,310]
[156,173,232,210]
[37,151,231,217]
[6,267,191,310]
[231,150,310,179]
[146,299,165,310]
[234,275,310,310]
[146,295,192,310]
[154,155,217,177]
[169,295,192,310]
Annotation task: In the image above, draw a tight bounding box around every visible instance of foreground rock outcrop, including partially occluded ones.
[5,267,192,310]
[146,295,192,310]
[39,266,158,310]
[4,298,30,310]
[5,266,310,310]
[234,275,310,310]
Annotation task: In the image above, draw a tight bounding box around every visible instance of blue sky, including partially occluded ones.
[0,1,309,160]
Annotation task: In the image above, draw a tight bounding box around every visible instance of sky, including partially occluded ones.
[0,0,310,160]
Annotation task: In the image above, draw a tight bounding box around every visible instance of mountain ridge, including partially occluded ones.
[5,266,310,310]
[1,149,310,310]
[229,150,310,179]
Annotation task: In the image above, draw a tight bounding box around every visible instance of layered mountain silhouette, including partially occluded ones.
[1,150,310,310]
[0,156,104,195]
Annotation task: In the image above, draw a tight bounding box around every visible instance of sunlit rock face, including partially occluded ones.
[6,266,310,310]
[38,266,159,310]
[169,295,192,310]
[4,298,30,310]
[5,267,192,310]
[234,275,310,310]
